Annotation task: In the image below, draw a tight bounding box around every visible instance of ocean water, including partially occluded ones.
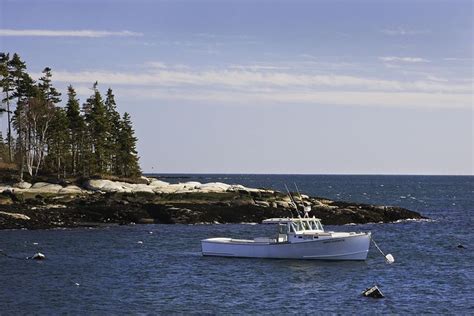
[0,175,472,314]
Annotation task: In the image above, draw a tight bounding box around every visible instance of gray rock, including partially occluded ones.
[197,182,231,192]
[85,180,127,193]
[148,179,170,188]
[58,185,83,194]
[14,181,32,189]
[255,201,270,207]
[276,201,291,208]
[131,184,155,194]
[29,182,63,194]
[0,211,30,220]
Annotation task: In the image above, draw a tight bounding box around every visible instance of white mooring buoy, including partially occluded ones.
[371,238,395,264]
[385,253,395,264]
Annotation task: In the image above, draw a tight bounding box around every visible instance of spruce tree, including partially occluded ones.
[117,112,140,177]
[38,67,61,104]
[80,83,97,176]
[104,88,121,173]
[2,54,143,179]
[46,107,69,178]
[65,85,84,175]
[84,82,108,175]
[9,54,35,180]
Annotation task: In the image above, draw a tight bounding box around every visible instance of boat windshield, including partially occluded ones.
[289,219,323,232]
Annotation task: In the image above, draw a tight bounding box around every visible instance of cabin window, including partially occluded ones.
[296,222,304,231]
[278,224,288,234]
[317,222,323,230]
[301,221,308,230]
[290,223,297,232]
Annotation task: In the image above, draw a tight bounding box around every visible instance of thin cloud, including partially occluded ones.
[146,62,168,69]
[443,57,472,61]
[379,56,430,63]
[118,88,471,110]
[0,29,143,37]
[48,68,470,94]
[42,65,472,110]
[228,64,289,71]
[381,28,428,36]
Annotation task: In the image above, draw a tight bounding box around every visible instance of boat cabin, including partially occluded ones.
[262,217,325,243]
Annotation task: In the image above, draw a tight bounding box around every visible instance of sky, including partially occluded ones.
[0,0,472,175]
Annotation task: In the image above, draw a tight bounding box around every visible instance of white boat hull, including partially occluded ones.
[202,232,371,261]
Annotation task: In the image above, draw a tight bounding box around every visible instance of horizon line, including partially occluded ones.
[143,172,473,177]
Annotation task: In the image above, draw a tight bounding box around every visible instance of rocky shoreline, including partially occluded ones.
[0,177,426,230]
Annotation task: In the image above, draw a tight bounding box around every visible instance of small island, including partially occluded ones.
[0,177,425,230]
[0,53,425,230]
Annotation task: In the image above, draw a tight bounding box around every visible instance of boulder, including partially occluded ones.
[0,211,30,220]
[0,185,12,193]
[148,179,170,188]
[197,182,231,192]
[85,180,125,193]
[276,201,291,209]
[228,184,246,191]
[131,184,155,194]
[30,182,51,189]
[183,181,201,189]
[255,201,270,207]
[140,176,151,184]
[29,182,63,194]
[58,185,83,194]
[228,184,262,193]
[154,183,187,194]
[13,181,32,189]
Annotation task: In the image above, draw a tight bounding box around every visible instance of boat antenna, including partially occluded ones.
[294,183,311,218]
[285,184,301,217]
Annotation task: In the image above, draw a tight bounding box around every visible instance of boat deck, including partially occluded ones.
[203,232,364,245]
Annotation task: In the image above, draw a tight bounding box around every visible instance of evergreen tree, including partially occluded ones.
[2,53,142,179]
[117,112,140,177]
[46,107,69,178]
[9,53,36,180]
[38,67,61,104]
[0,53,14,162]
[80,83,96,176]
[65,85,84,175]
[104,87,121,173]
[84,82,108,175]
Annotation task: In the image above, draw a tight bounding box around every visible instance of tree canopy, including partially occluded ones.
[0,52,141,180]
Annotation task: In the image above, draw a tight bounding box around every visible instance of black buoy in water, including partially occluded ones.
[362,285,384,299]
[457,244,466,249]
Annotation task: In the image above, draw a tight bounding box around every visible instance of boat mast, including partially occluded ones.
[294,183,311,218]
[285,184,301,218]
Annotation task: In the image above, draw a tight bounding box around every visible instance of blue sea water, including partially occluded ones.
[0,175,473,314]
